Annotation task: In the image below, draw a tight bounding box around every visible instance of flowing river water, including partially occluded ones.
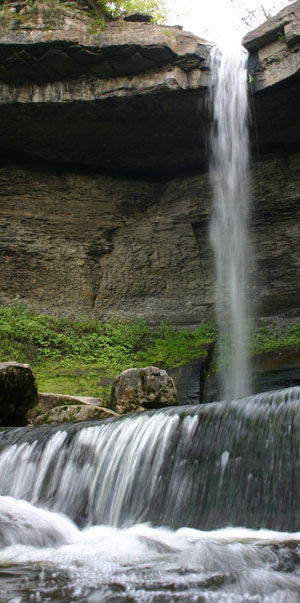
[1,387,300,601]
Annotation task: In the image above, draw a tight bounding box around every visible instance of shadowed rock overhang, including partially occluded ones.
[0,5,211,175]
[0,1,299,174]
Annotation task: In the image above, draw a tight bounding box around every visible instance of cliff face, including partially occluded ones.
[0,3,211,173]
[1,155,300,324]
[0,2,300,324]
[244,1,300,154]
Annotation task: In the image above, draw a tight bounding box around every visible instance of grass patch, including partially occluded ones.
[0,304,215,400]
[2,305,297,400]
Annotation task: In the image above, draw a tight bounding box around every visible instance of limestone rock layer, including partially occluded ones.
[1,155,300,323]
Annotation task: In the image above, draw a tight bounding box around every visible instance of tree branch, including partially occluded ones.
[260,4,270,20]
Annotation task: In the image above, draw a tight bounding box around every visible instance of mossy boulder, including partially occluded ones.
[109,366,179,415]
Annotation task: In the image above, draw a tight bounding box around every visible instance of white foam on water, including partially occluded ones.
[0,497,300,602]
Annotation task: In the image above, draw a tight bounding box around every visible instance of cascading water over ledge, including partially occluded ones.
[1,388,300,601]
[1,386,300,532]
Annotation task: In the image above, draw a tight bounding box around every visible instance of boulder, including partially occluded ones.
[27,392,118,425]
[109,366,179,415]
[31,404,113,425]
[0,361,38,426]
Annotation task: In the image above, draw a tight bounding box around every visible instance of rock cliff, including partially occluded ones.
[0,1,211,173]
[244,0,300,155]
[0,1,300,324]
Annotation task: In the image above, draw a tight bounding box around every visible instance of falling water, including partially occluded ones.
[1,386,300,531]
[209,48,251,400]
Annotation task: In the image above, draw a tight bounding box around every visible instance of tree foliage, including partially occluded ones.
[0,0,167,23]
[85,0,167,22]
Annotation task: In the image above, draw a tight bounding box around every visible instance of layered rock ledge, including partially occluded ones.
[0,4,211,173]
[243,0,300,153]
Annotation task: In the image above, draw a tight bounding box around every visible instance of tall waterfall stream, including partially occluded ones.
[1,52,300,603]
[209,49,251,400]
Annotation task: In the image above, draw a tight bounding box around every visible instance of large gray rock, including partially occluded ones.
[0,362,38,425]
[109,366,179,415]
[30,404,113,425]
[243,1,300,91]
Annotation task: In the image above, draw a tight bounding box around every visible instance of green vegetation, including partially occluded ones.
[0,0,73,30]
[0,305,215,399]
[95,0,167,22]
[251,323,300,354]
[1,305,298,400]
[0,0,167,25]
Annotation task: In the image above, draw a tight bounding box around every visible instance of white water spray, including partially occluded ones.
[209,48,252,400]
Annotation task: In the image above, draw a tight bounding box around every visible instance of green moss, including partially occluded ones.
[0,3,60,32]
[1,304,299,400]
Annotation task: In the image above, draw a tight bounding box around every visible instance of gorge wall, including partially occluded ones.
[0,1,300,325]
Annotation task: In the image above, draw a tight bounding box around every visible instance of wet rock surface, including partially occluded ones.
[0,361,38,425]
[109,366,178,415]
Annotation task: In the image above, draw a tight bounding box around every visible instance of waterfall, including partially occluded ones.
[1,387,300,532]
[209,48,252,400]
[1,390,300,600]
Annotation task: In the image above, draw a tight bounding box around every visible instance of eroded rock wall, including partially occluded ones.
[1,153,300,324]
